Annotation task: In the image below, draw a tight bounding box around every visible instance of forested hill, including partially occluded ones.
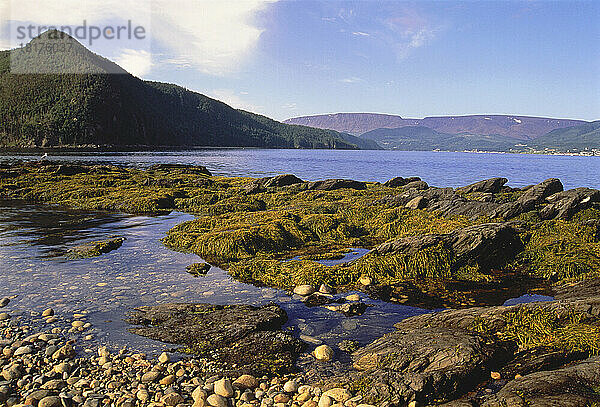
[0,30,372,150]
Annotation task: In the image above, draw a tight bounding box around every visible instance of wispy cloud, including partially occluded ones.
[352,31,370,37]
[339,76,362,84]
[382,7,444,59]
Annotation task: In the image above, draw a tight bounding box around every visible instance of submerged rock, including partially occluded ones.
[66,237,125,259]
[186,262,211,276]
[127,303,304,375]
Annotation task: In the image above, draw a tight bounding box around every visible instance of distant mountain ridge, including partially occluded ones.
[284,113,587,140]
[0,31,371,150]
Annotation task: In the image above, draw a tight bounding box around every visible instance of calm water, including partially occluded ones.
[0,149,592,356]
[1,149,599,189]
[0,201,429,355]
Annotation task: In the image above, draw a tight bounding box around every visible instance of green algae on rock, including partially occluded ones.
[66,237,125,259]
[2,162,600,307]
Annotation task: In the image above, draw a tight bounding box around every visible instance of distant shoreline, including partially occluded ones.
[1,146,598,157]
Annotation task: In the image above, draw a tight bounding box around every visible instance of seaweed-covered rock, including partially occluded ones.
[374,222,522,270]
[456,177,508,194]
[127,303,304,375]
[148,163,211,176]
[54,164,90,176]
[306,179,367,191]
[263,174,304,188]
[66,237,125,259]
[186,262,211,276]
[517,178,564,206]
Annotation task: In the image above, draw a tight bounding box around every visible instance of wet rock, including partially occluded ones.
[161,393,184,406]
[306,179,367,191]
[207,394,228,407]
[0,297,9,307]
[319,284,335,294]
[0,313,10,321]
[314,345,334,362]
[263,174,304,188]
[186,262,211,276]
[456,178,508,194]
[358,276,372,286]
[243,181,266,195]
[336,303,368,316]
[127,303,304,375]
[42,308,55,317]
[302,293,342,307]
[158,352,170,364]
[66,237,125,259]
[283,380,299,393]
[141,371,160,383]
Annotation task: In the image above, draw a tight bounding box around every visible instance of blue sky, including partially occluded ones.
[2,1,599,121]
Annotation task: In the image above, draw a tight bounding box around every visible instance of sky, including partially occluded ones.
[1,0,599,121]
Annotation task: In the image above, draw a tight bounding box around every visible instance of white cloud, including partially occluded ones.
[152,0,276,76]
[352,31,370,37]
[114,49,152,77]
[339,77,362,84]
[0,0,277,76]
[208,88,263,113]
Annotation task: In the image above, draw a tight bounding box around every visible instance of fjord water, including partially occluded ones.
[1,149,596,355]
[2,149,600,189]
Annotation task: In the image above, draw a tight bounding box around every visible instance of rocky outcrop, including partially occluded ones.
[306,179,367,191]
[263,174,304,188]
[480,356,600,407]
[375,222,523,270]
[336,289,600,406]
[127,303,304,375]
[384,177,422,188]
[456,177,508,194]
[148,163,212,176]
[540,187,600,220]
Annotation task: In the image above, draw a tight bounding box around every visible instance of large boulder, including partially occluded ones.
[456,177,508,194]
[350,326,514,405]
[374,222,523,270]
[517,178,564,207]
[306,179,367,191]
[127,303,304,375]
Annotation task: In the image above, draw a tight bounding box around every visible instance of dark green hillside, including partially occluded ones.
[361,126,516,151]
[0,31,364,149]
[526,121,600,151]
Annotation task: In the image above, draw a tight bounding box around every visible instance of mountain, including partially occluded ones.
[285,113,587,140]
[524,121,600,151]
[0,31,370,150]
[361,126,517,152]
